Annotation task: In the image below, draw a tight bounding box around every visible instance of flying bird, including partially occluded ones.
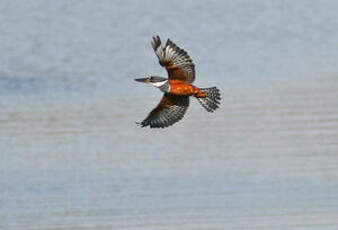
[135,36,221,128]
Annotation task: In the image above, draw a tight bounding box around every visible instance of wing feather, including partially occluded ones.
[139,94,189,128]
[151,36,195,83]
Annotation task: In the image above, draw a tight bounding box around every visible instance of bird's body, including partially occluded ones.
[168,80,205,97]
[135,36,221,128]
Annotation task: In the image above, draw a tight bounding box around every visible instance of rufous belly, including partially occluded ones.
[169,83,206,98]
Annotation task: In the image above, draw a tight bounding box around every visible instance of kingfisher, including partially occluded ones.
[135,36,221,128]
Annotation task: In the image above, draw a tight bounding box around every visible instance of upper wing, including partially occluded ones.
[151,36,195,83]
[139,93,189,128]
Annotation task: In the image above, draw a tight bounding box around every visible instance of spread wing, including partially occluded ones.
[151,36,195,83]
[139,94,189,128]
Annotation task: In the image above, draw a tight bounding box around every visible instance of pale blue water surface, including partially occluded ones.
[1,1,338,229]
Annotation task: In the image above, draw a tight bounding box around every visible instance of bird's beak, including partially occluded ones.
[134,77,150,83]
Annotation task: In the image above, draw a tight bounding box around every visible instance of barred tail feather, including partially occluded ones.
[197,87,221,112]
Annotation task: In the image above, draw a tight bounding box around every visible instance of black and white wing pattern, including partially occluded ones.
[151,36,195,83]
[139,93,189,128]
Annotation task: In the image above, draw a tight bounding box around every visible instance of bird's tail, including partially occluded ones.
[197,87,221,112]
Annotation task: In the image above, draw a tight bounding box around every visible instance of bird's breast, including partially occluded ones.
[169,83,202,97]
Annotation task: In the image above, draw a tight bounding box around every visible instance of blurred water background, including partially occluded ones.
[1,0,338,229]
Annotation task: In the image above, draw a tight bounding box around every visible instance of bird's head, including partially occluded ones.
[134,76,168,88]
